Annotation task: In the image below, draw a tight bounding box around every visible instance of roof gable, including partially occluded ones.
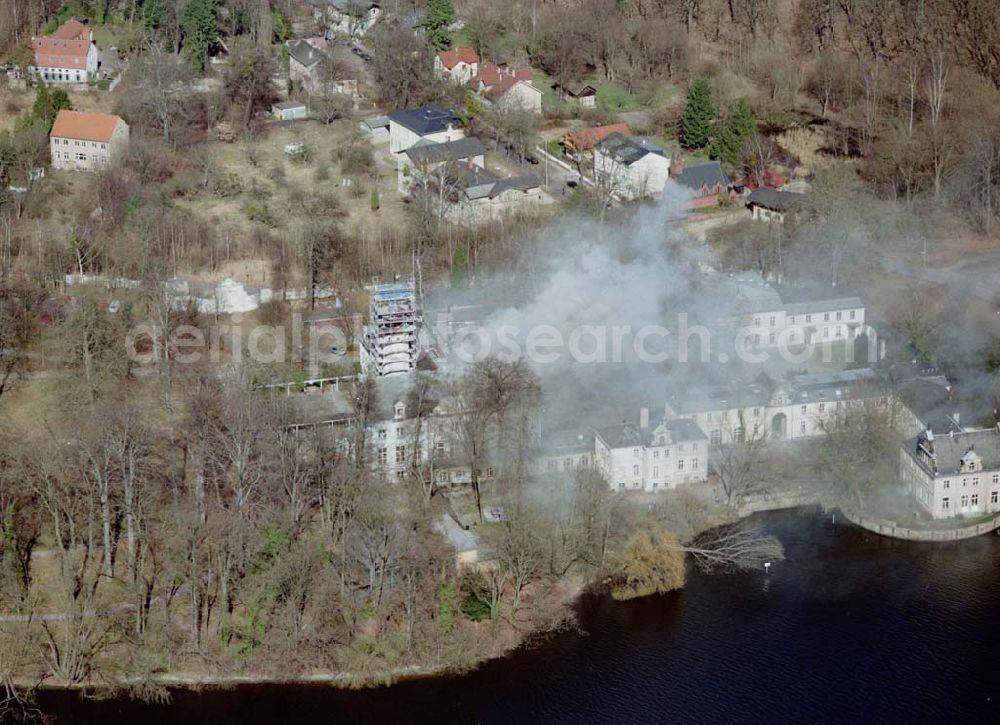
[673,161,730,191]
[438,47,478,69]
[388,106,460,135]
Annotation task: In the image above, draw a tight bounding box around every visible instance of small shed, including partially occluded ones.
[558,83,597,108]
[272,101,307,121]
[434,514,480,567]
[360,115,390,142]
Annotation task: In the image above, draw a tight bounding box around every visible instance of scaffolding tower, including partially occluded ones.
[361,280,421,376]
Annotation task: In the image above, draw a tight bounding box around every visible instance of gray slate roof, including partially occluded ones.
[779,286,864,316]
[404,137,485,165]
[595,133,665,166]
[747,187,803,212]
[388,106,460,135]
[905,427,1000,476]
[673,160,730,191]
[287,39,325,68]
[664,418,708,443]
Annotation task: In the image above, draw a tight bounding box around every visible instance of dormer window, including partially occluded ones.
[394,401,406,419]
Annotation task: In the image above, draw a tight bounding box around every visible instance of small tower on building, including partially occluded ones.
[361,280,422,376]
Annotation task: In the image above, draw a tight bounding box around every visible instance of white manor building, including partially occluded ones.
[595,411,708,491]
[665,368,889,445]
[714,273,870,350]
[901,427,1000,520]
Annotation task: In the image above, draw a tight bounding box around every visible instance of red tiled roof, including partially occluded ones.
[31,37,90,70]
[472,62,533,89]
[565,123,632,152]
[437,47,479,69]
[50,110,122,143]
[51,19,90,41]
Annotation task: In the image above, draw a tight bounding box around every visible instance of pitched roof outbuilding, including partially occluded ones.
[437,47,479,69]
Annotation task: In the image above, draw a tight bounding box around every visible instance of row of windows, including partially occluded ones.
[631,458,698,476]
[753,310,859,327]
[941,491,1000,510]
[941,473,1000,490]
[40,69,84,82]
[55,138,107,150]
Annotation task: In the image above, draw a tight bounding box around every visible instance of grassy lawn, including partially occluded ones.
[590,77,676,113]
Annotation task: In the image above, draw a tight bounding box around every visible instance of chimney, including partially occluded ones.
[640,407,649,430]
[669,152,684,177]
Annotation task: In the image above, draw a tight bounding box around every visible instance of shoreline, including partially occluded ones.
[23,504,998,697]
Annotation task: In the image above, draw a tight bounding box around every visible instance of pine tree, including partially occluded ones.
[181,0,218,71]
[680,78,714,150]
[709,98,756,167]
[424,0,454,51]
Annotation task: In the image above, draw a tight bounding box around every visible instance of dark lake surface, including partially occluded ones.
[38,508,1000,724]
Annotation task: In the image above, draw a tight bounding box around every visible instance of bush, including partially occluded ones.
[267,162,286,182]
[242,202,278,226]
[460,572,493,622]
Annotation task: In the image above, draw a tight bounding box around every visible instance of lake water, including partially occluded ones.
[38,508,1000,724]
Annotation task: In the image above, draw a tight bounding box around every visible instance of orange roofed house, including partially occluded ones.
[435,47,479,83]
[50,110,129,171]
[28,18,98,84]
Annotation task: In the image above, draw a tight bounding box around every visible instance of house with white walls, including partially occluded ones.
[435,47,479,83]
[387,106,463,153]
[593,133,671,200]
[28,18,98,84]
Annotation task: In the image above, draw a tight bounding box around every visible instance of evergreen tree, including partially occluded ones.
[22,81,72,132]
[181,0,218,71]
[680,78,714,150]
[709,98,756,167]
[142,0,166,32]
[451,244,467,288]
[424,0,454,51]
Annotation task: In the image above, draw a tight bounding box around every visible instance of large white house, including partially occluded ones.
[387,106,464,154]
[49,110,129,171]
[595,411,709,492]
[28,19,98,84]
[901,426,1000,520]
[593,133,671,200]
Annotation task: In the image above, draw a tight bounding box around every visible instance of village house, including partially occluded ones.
[310,0,381,36]
[28,18,98,84]
[49,110,129,172]
[435,47,479,83]
[593,133,670,200]
[746,187,804,223]
[669,157,733,208]
[445,166,544,226]
[469,62,542,114]
[397,136,486,192]
[563,123,631,160]
[287,38,326,91]
[557,82,597,108]
[901,426,1000,520]
[387,106,463,153]
[595,410,709,492]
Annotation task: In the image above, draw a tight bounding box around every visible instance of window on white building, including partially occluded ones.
[769,316,776,326]
[805,314,812,323]
[819,403,825,413]
[836,311,842,321]
[992,491,998,504]
[653,466,659,477]
[961,495,969,508]
[942,497,950,510]
[800,405,807,414]
[677,460,684,471]
[692,458,699,469]
[824,313,830,321]
[653,450,659,459]
[377,447,387,465]
[971,494,979,507]
[800,421,806,434]
[395,445,406,463]
[633,448,639,458]
[633,464,639,475]
[943,480,950,489]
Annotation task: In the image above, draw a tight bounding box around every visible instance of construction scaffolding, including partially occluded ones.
[361,280,422,376]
